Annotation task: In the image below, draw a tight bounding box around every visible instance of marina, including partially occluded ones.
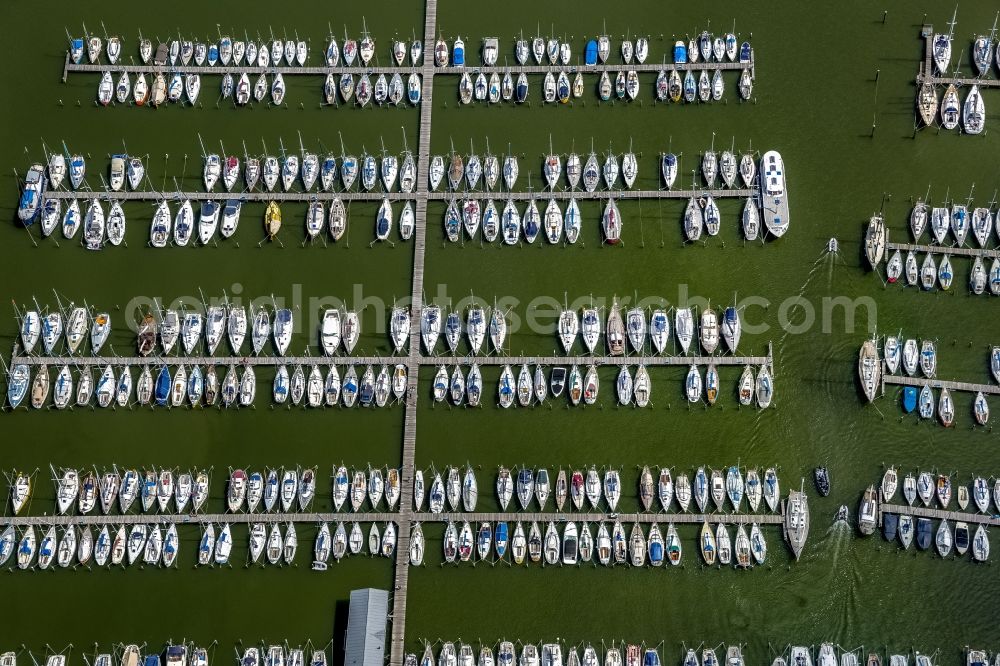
[18,137,781,246]
[864,200,1000,294]
[916,25,1000,90]
[61,27,756,107]
[858,334,997,426]
[4,0,1000,660]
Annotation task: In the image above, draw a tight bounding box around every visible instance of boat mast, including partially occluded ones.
[337,131,347,163]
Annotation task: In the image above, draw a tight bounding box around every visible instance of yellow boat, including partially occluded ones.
[264,201,281,239]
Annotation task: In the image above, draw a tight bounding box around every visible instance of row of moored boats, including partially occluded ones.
[71,26,423,70]
[454,67,750,105]
[0,517,397,570]
[858,481,990,562]
[96,69,424,108]
[422,465,782,514]
[8,361,409,410]
[865,209,1000,294]
[8,465,339,517]
[437,31,752,68]
[409,643,964,666]
[435,516,768,567]
[859,334,993,426]
[431,361,772,408]
[0,644,230,666]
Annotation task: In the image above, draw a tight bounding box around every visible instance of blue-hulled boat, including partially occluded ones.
[644,650,661,666]
[673,41,688,64]
[882,512,898,541]
[557,72,570,101]
[453,37,465,66]
[902,386,917,413]
[70,38,85,64]
[739,42,752,64]
[18,164,46,224]
[515,73,528,103]
[915,518,932,550]
[648,535,663,565]
[683,70,696,102]
[523,205,538,242]
[145,655,161,666]
[154,366,171,405]
[584,40,598,66]
[495,521,508,557]
[7,364,29,408]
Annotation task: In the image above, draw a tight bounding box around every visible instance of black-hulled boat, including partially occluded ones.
[814,467,831,496]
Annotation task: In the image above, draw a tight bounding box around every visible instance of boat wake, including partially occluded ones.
[774,249,829,367]
[824,245,845,288]
[824,517,853,568]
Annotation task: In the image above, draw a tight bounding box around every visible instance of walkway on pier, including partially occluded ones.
[916,28,1000,89]
[41,187,754,205]
[64,58,422,79]
[879,502,1000,527]
[436,61,750,76]
[62,54,754,82]
[427,188,755,201]
[391,0,439,662]
[428,350,771,367]
[10,348,773,369]
[5,507,786,529]
[883,374,1000,396]
[886,241,1000,260]
[43,190,422,203]
[411,510,783,525]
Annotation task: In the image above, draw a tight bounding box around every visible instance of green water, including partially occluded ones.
[2,0,1000,661]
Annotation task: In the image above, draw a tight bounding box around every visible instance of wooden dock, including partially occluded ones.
[4,507,785,529]
[389,0,439,662]
[65,60,423,77]
[10,354,395,367]
[427,188,755,201]
[8,348,772,370]
[435,61,750,75]
[422,353,769,367]
[4,510,398,528]
[883,374,1000,396]
[916,27,1000,89]
[885,240,1000,260]
[62,55,753,80]
[879,502,1000,527]
[410,510,783,525]
[41,190,422,203]
[40,186,752,205]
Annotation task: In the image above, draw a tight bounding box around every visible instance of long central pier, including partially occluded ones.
[4,509,786,529]
[62,54,752,82]
[9,350,773,368]
[3,508,787,529]
[40,186,753,204]
[390,0,438,661]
